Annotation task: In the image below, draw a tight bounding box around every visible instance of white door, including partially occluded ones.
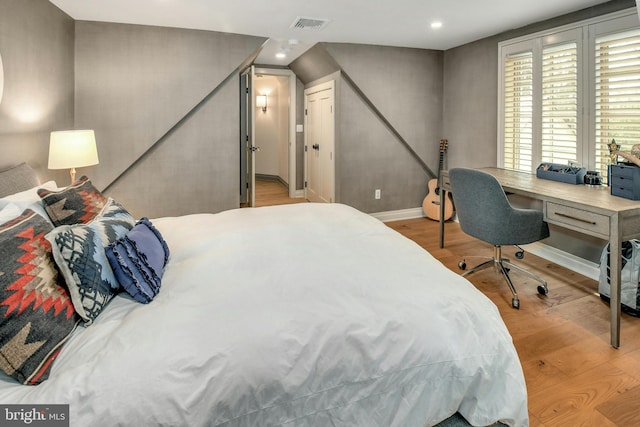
[304,81,335,203]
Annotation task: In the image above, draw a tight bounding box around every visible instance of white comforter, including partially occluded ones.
[0,203,528,427]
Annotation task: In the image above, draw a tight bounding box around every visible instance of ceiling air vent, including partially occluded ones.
[290,16,330,31]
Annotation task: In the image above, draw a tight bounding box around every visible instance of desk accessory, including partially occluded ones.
[610,163,640,200]
[584,171,602,186]
[536,162,586,185]
[614,145,640,167]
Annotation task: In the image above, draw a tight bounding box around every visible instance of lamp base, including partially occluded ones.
[69,167,76,185]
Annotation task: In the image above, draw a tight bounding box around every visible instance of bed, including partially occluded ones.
[0,163,528,427]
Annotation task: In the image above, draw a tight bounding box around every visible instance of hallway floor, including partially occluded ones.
[254,180,308,207]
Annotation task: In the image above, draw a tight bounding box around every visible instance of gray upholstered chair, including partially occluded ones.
[448,168,550,309]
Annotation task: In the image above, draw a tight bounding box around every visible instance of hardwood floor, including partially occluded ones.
[253,179,308,207]
[387,218,640,427]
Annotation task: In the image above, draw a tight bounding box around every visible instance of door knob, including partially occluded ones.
[312,144,320,150]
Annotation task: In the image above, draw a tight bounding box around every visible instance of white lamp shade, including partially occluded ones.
[48,130,99,170]
[256,95,267,108]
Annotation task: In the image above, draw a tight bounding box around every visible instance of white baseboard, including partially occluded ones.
[522,241,600,281]
[370,207,424,222]
[368,207,601,280]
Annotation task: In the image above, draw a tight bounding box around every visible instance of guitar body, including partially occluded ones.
[423,179,453,221]
[423,139,454,221]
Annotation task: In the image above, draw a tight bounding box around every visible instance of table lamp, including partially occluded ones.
[48,130,99,185]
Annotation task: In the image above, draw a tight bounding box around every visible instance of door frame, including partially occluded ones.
[239,67,254,207]
[253,67,298,199]
[304,79,335,203]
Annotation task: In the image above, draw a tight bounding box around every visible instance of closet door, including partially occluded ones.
[304,80,335,203]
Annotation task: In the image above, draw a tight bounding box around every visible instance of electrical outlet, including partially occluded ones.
[375,189,381,200]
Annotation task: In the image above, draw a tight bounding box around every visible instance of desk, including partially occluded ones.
[439,167,640,348]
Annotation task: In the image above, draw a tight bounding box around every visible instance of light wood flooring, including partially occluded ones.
[255,181,640,426]
[253,179,308,207]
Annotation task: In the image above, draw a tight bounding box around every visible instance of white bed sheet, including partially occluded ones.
[0,203,528,427]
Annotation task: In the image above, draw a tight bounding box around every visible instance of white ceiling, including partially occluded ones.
[49,0,616,65]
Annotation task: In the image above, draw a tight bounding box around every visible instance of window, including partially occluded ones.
[595,29,640,176]
[503,51,533,171]
[542,42,578,165]
[499,10,640,181]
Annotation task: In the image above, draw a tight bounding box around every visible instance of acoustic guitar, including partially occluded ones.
[422,139,453,221]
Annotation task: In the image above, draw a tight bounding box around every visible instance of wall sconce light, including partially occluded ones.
[256,95,267,113]
[48,130,99,185]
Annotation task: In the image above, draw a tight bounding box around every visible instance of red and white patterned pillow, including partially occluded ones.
[0,209,80,385]
[37,176,107,226]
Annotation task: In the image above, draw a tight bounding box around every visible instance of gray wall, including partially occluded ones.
[291,43,443,213]
[74,22,265,218]
[442,36,499,170]
[0,2,265,218]
[0,0,74,184]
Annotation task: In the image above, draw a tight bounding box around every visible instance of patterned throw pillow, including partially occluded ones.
[47,199,135,324]
[0,210,80,385]
[106,218,170,304]
[37,176,107,226]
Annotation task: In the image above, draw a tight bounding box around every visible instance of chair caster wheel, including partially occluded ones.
[537,285,548,296]
[458,260,467,271]
[512,298,520,309]
[515,251,524,259]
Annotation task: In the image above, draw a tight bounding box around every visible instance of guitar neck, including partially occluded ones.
[437,151,444,175]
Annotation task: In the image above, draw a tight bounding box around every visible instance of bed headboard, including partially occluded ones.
[0,163,40,197]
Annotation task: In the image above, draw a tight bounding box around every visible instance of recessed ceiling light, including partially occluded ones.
[275,52,287,59]
[431,21,443,29]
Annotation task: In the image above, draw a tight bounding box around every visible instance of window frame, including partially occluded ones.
[498,8,640,174]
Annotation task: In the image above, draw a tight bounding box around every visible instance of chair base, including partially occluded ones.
[458,246,548,309]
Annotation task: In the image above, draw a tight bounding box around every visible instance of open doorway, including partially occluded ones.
[241,67,310,207]
[241,67,303,207]
[254,73,290,197]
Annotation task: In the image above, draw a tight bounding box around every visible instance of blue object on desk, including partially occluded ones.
[536,162,587,185]
[610,164,640,200]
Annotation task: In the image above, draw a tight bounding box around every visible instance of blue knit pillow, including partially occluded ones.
[105,218,170,304]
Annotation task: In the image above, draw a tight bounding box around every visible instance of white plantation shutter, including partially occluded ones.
[503,51,533,172]
[595,29,640,179]
[499,11,640,175]
[541,43,578,164]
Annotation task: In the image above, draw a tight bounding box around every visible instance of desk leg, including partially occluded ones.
[609,216,622,348]
[439,190,445,248]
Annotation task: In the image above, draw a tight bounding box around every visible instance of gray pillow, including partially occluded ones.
[0,163,40,198]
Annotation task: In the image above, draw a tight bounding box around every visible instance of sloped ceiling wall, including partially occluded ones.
[291,43,443,213]
[74,22,266,217]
